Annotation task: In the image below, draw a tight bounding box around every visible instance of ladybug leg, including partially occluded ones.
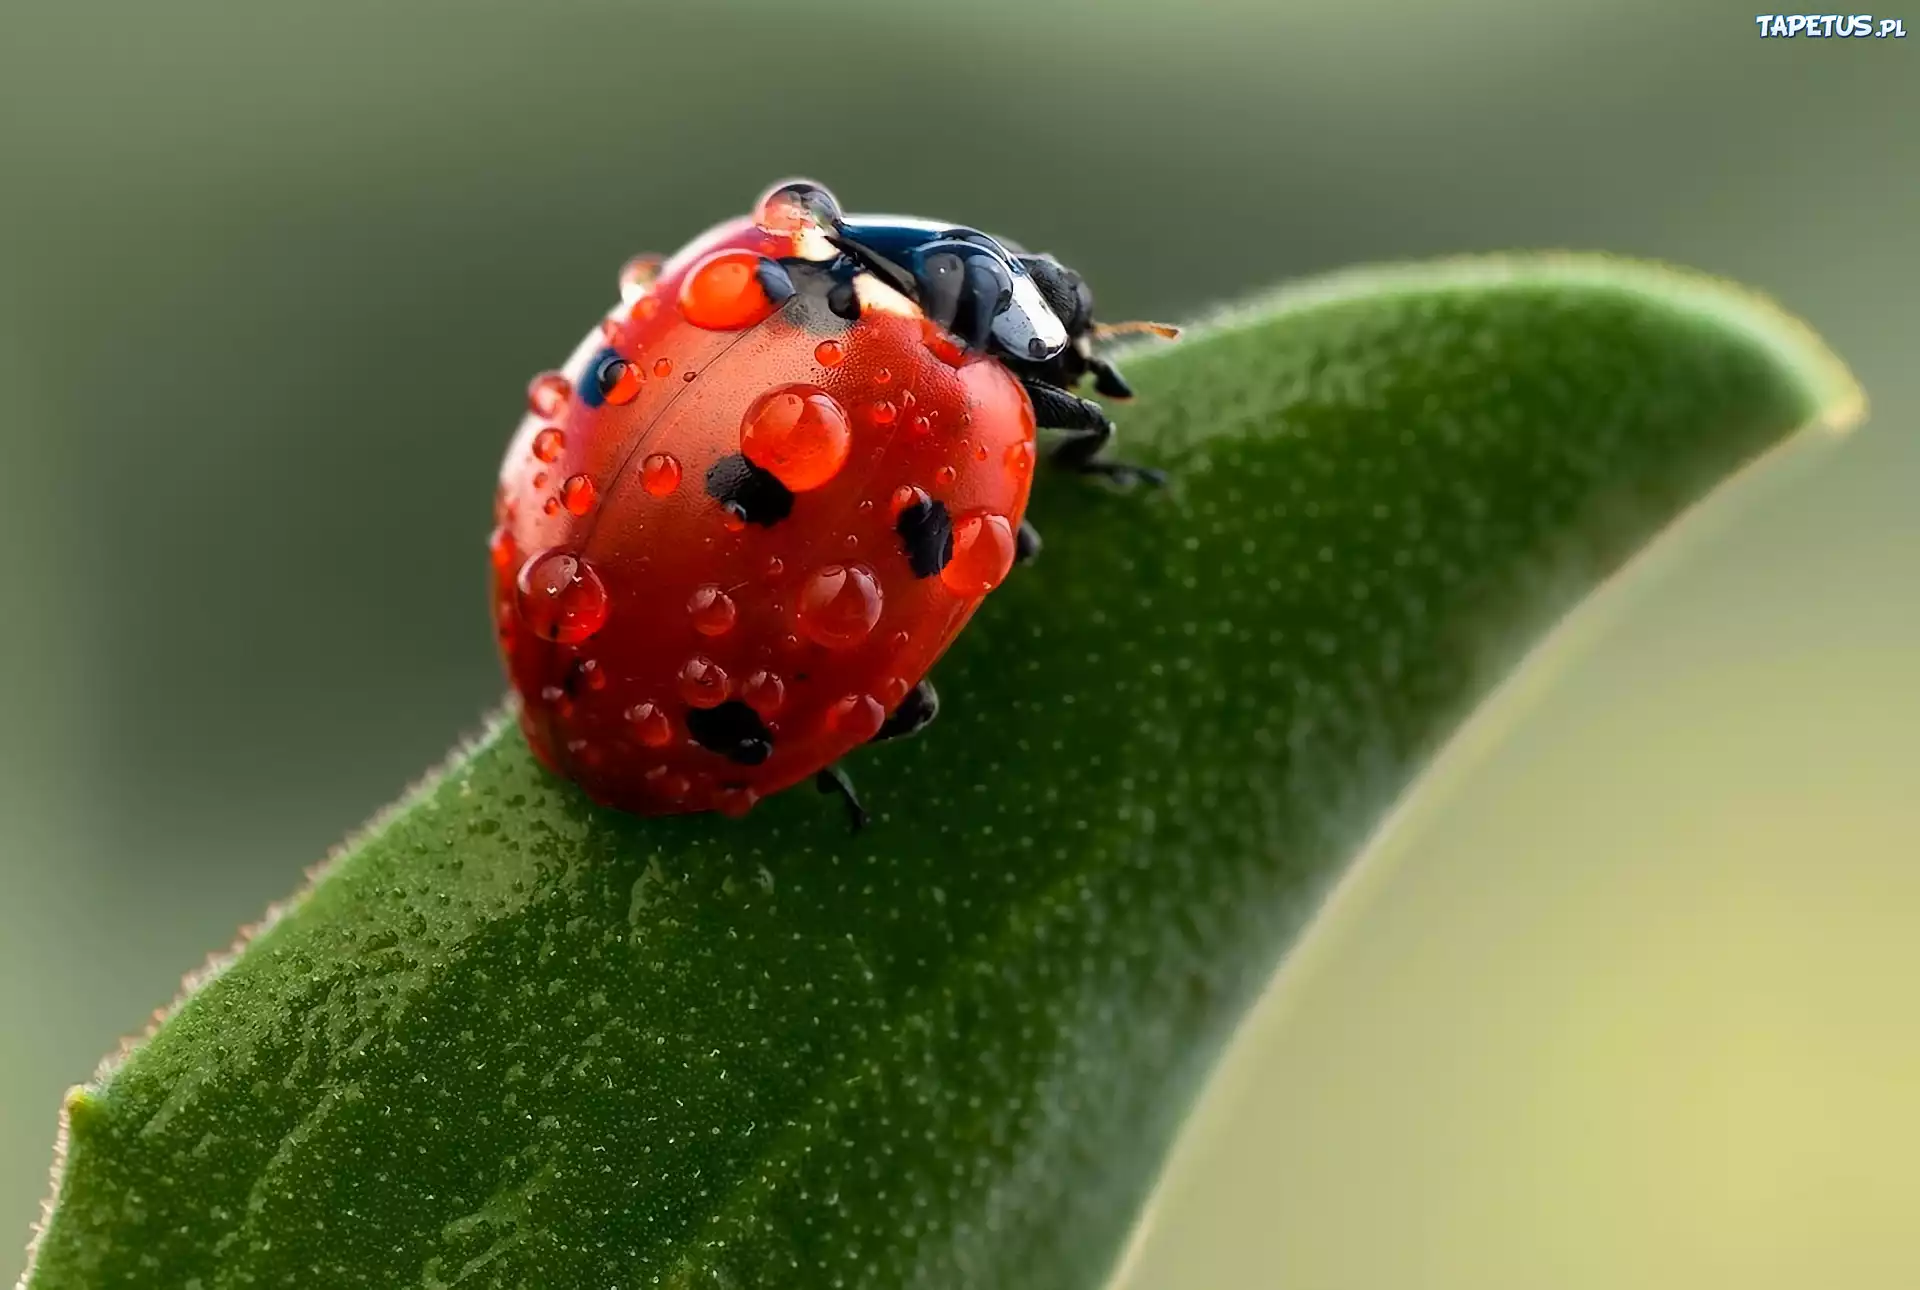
[1015,520,1042,566]
[815,765,870,833]
[1086,354,1134,401]
[869,678,940,744]
[1022,379,1167,488]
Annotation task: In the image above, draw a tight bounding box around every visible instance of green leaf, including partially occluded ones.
[21,255,1861,1290]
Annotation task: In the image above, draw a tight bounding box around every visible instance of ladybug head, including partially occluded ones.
[1014,253,1097,341]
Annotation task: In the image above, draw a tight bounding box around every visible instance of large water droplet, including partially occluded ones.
[561,474,597,516]
[678,655,730,707]
[516,550,609,643]
[653,357,673,379]
[742,670,786,718]
[940,513,1016,597]
[753,179,840,235]
[532,427,565,462]
[688,584,737,636]
[641,453,681,497]
[1005,440,1035,479]
[827,694,885,741]
[814,339,845,367]
[740,385,852,492]
[619,253,662,298]
[679,249,780,330]
[595,354,643,406]
[527,371,571,417]
[935,465,958,486]
[870,400,898,427]
[796,564,883,648]
[625,702,674,748]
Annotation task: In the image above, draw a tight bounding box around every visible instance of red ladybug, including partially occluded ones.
[489,181,1173,828]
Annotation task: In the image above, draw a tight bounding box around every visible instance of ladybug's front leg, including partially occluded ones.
[815,766,870,833]
[1021,378,1166,488]
[813,680,942,833]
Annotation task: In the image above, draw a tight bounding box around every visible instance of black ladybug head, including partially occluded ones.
[1016,254,1096,339]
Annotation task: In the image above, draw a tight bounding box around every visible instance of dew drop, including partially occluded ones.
[888,629,910,649]
[1005,440,1035,479]
[488,524,516,574]
[619,253,663,297]
[630,295,662,324]
[527,371,571,417]
[796,564,883,648]
[754,180,839,235]
[717,785,760,818]
[879,676,910,705]
[688,584,738,636]
[764,555,786,581]
[842,534,859,552]
[647,766,692,801]
[640,453,682,497]
[678,656,730,707]
[721,506,748,533]
[889,485,927,520]
[561,474,597,516]
[874,367,892,385]
[595,354,643,405]
[532,427,565,462]
[653,357,674,379]
[814,339,845,367]
[973,442,990,462]
[543,496,562,516]
[940,513,1016,597]
[870,400,898,427]
[742,670,786,718]
[516,550,609,643]
[827,694,885,741]
[569,657,608,692]
[740,385,852,492]
[911,416,932,437]
[935,465,958,486]
[625,702,674,748]
[679,249,779,330]
[533,470,549,489]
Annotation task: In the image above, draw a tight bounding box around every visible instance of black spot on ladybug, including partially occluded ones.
[896,496,954,578]
[755,257,798,306]
[773,258,863,335]
[705,454,794,526]
[686,701,774,766]
[826,277,861,322]
[580,347,624,409]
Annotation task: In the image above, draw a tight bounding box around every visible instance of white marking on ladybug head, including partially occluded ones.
[993,268,1069,361]
[851,272,923,322]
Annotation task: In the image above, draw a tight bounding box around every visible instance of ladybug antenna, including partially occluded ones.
[1090,320,1181,341]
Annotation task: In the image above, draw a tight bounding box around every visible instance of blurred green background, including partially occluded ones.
[1,1,1914,1285]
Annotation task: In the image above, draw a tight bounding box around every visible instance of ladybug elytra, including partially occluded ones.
[489,181,1173,829]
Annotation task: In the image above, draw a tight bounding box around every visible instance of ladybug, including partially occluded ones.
[488,180,1174,829]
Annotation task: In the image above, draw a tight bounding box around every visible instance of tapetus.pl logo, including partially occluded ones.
[1755,13,1907,34]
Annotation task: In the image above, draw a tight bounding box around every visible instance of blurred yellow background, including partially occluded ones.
[1,2,1914,1286]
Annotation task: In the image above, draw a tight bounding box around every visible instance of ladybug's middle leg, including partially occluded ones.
[815,765,870,833]
[1021,378,1166,488]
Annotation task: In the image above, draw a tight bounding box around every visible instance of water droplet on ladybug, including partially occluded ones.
[740,385,852,492]
[678,656,730,708]
[879,676,909,705]
[561,474,596,516]
[532,427,565,462]
[827,694,885,741]
[941,513,1016,597]
[874,367,892,385]
[679,249,780,330]
[721,506,748,533]
[1005,440,1035,479]
[653,358,673,379]
[796,564,883,648]
[630,295,661,323]
[688,584,737,636]
[842,534,859,552]
[973,442,989,462]
[542,496,561,516]
[888,630,910,649]
[626,702,674,748]
[595,355,643,405]
[516,550,609,644]
[889,485,927,520]
[857,499,875,515]
[533,470,550,490]
[754,180,840,235]
[619,253,662,298]
[910,416,932,437]
[527,371,571,417]
[716,785,760,818]
[488,525,516,574]
[814,339,845,367]
[870,400,898,427]
[640,453,681,497]
[647,766,692,801]
[935,465,958,486]
[764,555,786,581]
[920,318,968,367]
[569,657,608,692]
[742,670,786,718]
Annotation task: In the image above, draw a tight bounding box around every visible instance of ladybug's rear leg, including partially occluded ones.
[814,766,870,833]
[1021,378,1166,488]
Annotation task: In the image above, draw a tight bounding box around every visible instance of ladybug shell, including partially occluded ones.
[490,215,1039,818]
